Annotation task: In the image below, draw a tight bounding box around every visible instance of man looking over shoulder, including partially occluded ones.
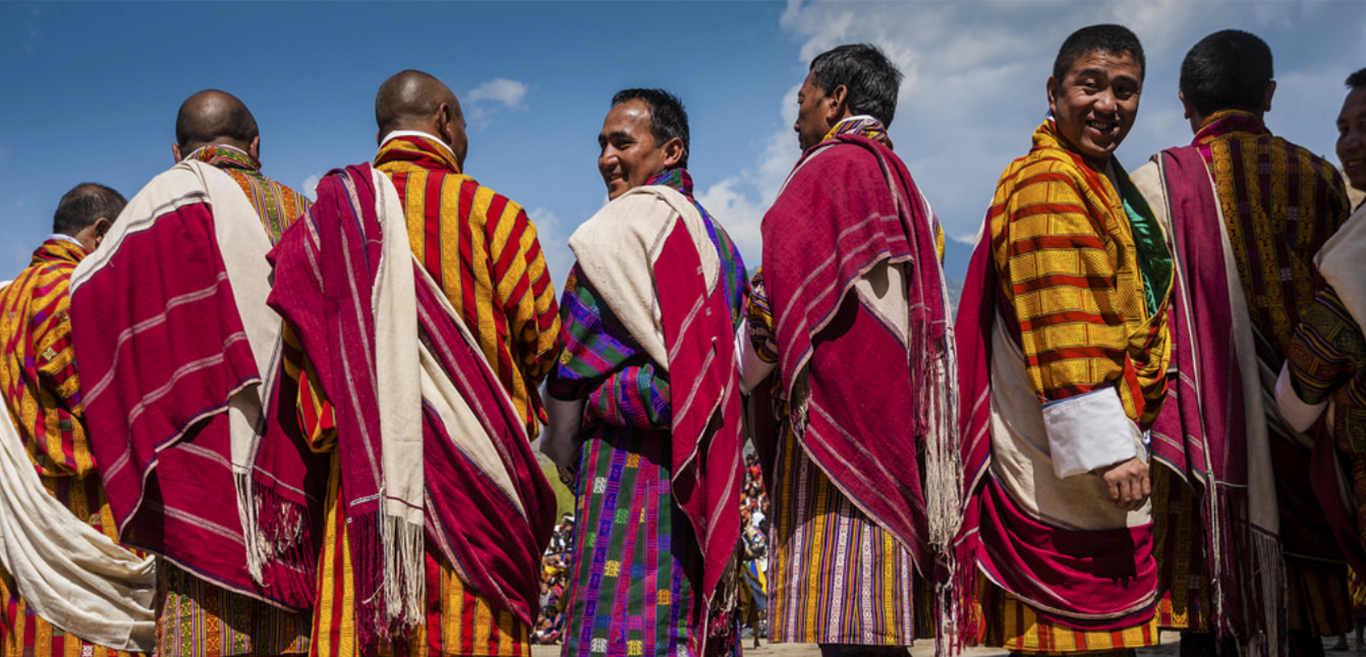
[956,24,1174,655]
[0,183,159,657]
[1133,30,1353,657]
[543,88,748,657]
[738,43,957,656]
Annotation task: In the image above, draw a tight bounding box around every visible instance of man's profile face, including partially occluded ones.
[795,70,832,152]
[1337,87,1366,192]
[1047,49,1143,169]
[598,99,668,200]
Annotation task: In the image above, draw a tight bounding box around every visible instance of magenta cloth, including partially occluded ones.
[759,133,946,574]
[1146,146,1266,642]
[654,218,745,636]
[954,213,1157,635]
[254,165,555,648]
[68,188,277,602]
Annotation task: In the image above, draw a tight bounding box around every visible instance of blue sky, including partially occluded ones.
[3,1,1365,287]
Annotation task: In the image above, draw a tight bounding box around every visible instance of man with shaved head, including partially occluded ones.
[257,69,560,657]
[68,89,311,657]
[0,183,159,657]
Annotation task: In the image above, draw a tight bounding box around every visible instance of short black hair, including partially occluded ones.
[52,183,125,236]
[1179,30,1273,117]
[611,88,690,169]
[1347,67,1366,91]
[809,44,903,127]
[1053,24,1145,83]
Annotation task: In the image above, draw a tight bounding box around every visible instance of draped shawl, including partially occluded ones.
[758,133,957,579]
[68,159,281,601]
[247,164,555,653]
[1133,147,1286,656]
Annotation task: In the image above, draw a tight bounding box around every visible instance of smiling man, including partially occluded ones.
[543,88,748,657]
[1130,31,1353,657]
[956,24,1174,655]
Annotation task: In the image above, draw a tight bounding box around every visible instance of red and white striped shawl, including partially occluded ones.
[68,159,282,602]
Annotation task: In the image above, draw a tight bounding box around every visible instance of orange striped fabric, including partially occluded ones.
[980,583,1159,654]
[374,135,559,438]
[0,238,139,657]
[989,121,1171,425]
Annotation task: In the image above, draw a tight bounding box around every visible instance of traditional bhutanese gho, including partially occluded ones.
[0,237,157,657]
[66,159,310,657]
[246,163,556,657]
[956,120,1174,653]
[547,167,747,657]
[743,116,956,651]
[1135,109,1355,649]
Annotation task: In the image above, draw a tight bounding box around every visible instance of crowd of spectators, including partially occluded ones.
[531,451,771,645]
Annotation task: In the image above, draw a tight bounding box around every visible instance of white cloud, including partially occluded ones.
[301,172,322,201]
[467,78,528,109]
[528,206,576,287]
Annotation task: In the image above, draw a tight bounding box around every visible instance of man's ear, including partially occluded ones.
[1262,80,1277,113]
[171,143,183,163]
[1046,75,1060,116]
[826,84,849,123]
[248,135,261,162]
[661,137,685,169]
[434,102,454,145]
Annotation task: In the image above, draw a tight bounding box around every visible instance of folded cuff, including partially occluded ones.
[736,315,775,395]
[1275,362,1326,433]
[1041,387,1139,479]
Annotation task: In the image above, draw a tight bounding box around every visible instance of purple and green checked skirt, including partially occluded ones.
[561,426,740,657]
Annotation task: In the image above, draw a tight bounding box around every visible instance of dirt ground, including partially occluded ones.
[530,630,1191,656]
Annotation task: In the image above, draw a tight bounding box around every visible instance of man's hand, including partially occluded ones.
[1093,456,1149,512]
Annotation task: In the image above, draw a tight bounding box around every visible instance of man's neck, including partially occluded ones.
[380,129,457,161]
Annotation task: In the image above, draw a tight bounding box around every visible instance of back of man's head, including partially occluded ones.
[610,88,690,169]
[175,89,259,154]
[53,183,125,236]
[376,69,458,136]
[809,44,903,128]
[1053,24,1146,83]
[1180,30,1273,118]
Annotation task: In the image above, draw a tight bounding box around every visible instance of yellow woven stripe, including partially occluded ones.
[997,589,1158,653]
[464,185,499,369]
[443,565,464,653]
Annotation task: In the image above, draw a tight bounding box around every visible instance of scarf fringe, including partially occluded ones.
[382,512,427,629]
[241,472,317,604]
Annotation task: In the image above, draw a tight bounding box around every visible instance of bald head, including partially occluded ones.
[375,70,462,135]
[375,70,468,169]
[175,90,259,156]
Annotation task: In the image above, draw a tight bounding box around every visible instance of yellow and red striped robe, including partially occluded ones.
[980,121,1172,653]
[303,135,559,657]
[0,237,137,657]
[375,134,560,437]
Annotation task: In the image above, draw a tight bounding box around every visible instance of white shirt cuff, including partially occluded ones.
[1275,361,1326,433]
[736,315,775,394]
[1041,387,1139,479]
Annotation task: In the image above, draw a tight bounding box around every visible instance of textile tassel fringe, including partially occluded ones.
[351,512,387,650]
[243,476,316,601]
[383,513,427,630]
[1246,529,1286,657]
